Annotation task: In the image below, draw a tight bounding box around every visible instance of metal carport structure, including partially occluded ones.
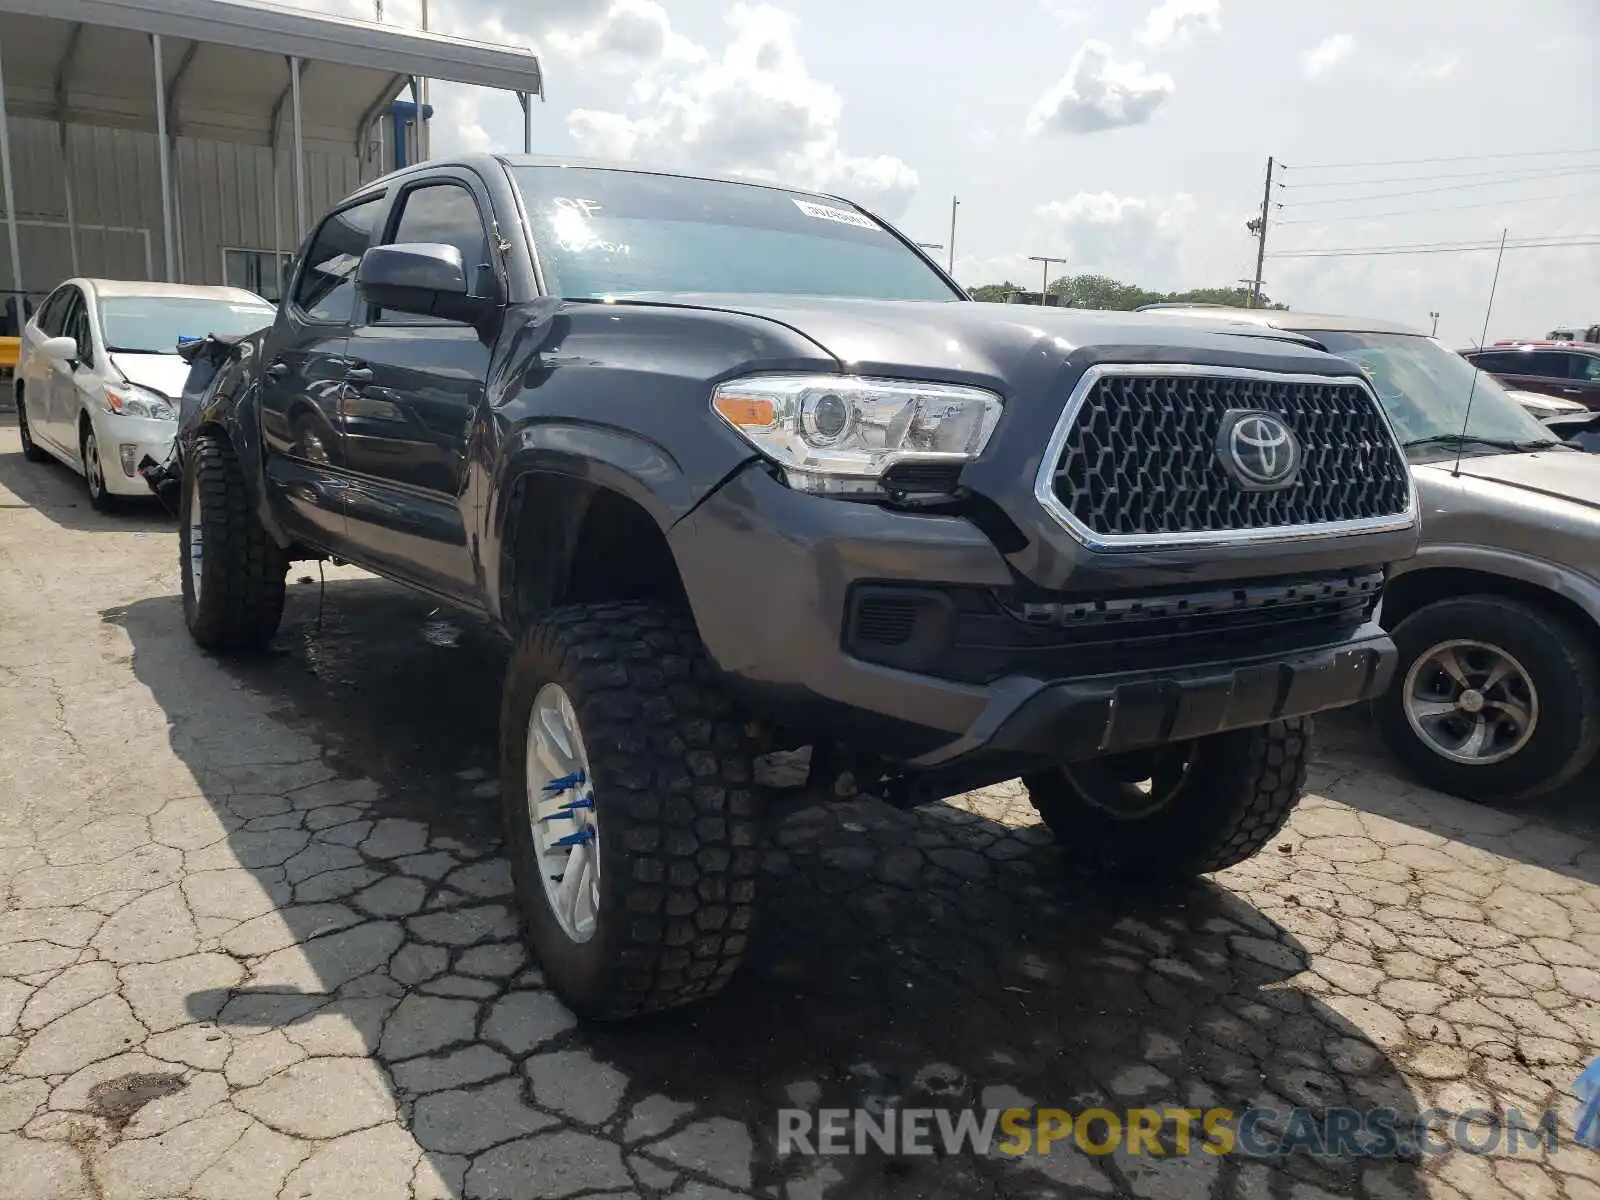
[0,0,543,296]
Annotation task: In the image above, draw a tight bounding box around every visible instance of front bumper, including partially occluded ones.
[92,411,177,497]
[669,464,1400,773]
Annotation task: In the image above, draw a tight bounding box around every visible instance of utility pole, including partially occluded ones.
[947,197,959,273]
[1430,311,1441,337]
[1028,255,1070,305]
[1248,155,1274,309]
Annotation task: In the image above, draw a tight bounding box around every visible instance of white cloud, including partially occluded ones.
[1301,34,1356,81]
[1027,41,1175,136]
[1032,191,1197,283]
[1396,51,1465,84]
[1134,0,1221,48]
[1038,0,1090,28]
[559,3,918,215]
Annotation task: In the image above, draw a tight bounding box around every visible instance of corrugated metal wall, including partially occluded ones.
[0,116,380,301]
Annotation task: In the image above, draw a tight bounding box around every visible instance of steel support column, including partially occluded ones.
[152,34,176,280]
[0,39,23,295]
[59,127,79,275]
[290,55,307,238]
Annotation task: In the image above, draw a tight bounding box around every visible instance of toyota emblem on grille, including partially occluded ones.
[1216,409,1302,491]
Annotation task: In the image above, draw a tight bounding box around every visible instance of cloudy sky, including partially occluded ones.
[300,0,1595,346]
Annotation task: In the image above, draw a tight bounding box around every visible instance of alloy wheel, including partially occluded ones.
[1403,638,1539,766]
[524,682,601,943]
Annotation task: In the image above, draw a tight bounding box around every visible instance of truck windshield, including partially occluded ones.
[101,296,275,355]
[510,166,960,303]
[1314,330,1559,453]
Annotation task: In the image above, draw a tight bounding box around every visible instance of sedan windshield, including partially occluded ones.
[511,166,960,303]
[100,296,275,355]
[1314,331,1560,455]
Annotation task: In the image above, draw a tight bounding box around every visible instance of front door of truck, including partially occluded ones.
[338,175,499,601]
[258,195,384,551]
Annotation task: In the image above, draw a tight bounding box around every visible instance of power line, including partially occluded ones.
[1269,233,1600,254]
[1277,161,1600,190]
[1280,167,1600,209]
[1275,187,1600,224]
[1267,238,1600,260]
[1281,147,1600,171]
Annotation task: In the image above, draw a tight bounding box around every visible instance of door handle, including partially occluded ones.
[265,361,289,379]
[345,367,374,384]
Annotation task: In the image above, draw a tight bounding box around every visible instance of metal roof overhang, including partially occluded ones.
[0,0,543,154]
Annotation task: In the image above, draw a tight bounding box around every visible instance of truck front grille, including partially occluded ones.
[1042,367,1413,545]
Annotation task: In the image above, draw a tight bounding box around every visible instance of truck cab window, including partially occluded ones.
[293,197,383,323]
[376,183,493,322]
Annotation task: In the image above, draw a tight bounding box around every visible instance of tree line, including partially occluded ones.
[966,274,1288,311]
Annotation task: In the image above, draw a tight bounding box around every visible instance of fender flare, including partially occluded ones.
[485,421,754,625]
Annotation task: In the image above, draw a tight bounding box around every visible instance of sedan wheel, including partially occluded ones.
[82,427,115,512]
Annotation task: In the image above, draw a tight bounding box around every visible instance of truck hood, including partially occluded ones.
[110,352,190,400]
[601,293,1348,390]
[1418,448,1600,510]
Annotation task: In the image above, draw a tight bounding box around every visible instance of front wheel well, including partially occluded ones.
[501,473,689,632]
[1383,567,1600,650]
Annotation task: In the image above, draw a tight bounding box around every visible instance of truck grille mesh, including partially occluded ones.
[1049,373,1411,538]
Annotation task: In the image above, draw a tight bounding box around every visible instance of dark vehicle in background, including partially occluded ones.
[1461,342,1600,411]
[1145,305,1600,803]
[1548,325,1600,344]
[177,155,1421,1021]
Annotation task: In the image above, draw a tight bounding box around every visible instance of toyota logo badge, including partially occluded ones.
[1216,409,1301,491]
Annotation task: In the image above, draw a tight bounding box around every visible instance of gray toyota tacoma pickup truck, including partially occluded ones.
[175,155,1420,1019]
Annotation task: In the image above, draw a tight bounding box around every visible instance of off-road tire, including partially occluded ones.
[16,393,48,462]
[180,432,287,653]
[1377,595,1600,802]
[500,602,762,1021]
[1024,718,1312,881]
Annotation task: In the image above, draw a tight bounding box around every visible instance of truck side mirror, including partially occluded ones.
[357,243,488,323]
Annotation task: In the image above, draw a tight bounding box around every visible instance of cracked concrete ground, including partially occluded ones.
[4,411,1600,1200]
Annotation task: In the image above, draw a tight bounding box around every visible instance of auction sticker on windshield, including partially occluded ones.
[793,199,878,230]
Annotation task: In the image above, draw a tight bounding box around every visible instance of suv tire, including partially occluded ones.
[180,433,287,653]
[500,602,762,1020]
[1023,718,1311,880]
[1378,595,1600,802]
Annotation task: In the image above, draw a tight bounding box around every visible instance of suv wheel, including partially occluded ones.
[1377,596,1600,802]
[16,394,48,462]
[1024,718,1311,881]
[500,602,762,1020]
[180,432,288,652]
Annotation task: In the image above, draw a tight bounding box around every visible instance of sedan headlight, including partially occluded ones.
[711,374,1002,496]
[105,385,176,421]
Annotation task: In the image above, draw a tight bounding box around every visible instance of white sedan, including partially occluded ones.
[14,280,275,509]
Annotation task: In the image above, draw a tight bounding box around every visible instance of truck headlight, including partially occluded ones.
[711,374,1002,496]
[105,385,176,421]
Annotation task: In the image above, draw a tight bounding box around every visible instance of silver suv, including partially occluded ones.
[1144,306,1600,802]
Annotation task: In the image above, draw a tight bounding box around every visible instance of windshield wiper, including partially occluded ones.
[1404,433,1566,453]
[106,345,178,355]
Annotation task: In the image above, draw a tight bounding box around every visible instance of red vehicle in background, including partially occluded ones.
[1460,340,1600,412]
